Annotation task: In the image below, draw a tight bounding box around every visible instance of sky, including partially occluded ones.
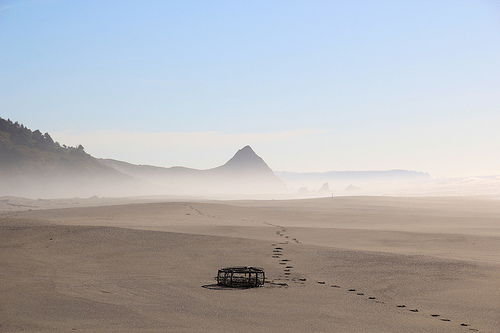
[1,0,499,178]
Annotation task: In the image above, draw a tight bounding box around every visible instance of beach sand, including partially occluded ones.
[1,196,499,332]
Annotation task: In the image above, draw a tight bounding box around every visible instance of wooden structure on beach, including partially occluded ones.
[217,266,265,287]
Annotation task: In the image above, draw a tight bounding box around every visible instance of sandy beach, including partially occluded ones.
[1,196,499,332]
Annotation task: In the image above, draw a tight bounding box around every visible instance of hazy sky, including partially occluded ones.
[1,0,499,178]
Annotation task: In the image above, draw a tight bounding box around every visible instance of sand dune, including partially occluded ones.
[1,196,499,332]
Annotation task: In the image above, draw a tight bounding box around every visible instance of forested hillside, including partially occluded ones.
[0,117,130,197]
[0,117,117,176]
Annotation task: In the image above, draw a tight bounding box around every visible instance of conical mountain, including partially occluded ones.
[219,145,274,173]
[209,145,286,192]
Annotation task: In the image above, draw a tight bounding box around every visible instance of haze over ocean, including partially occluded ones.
[1,1,499,177]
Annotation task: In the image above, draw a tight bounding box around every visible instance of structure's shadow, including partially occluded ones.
[201,284,254,290]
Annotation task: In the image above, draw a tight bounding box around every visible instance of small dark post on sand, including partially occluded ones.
[217,266,265,287]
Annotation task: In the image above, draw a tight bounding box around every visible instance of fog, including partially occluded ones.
[0,171,281,200]
[285,175,500,198]
[0,146,285,200]
[2,166,500,201]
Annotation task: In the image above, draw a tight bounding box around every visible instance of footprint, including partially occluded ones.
[331,285,340,288]
[397,305,406,308]
[440,318,450,322]
[431,314,440,317]
[317,281,325,285]
[356,293,364,295]
[285,266,293,268]
[348,289,356,292]
[409,309,418,312]
[368,297,376,299]
[460,323,470,327]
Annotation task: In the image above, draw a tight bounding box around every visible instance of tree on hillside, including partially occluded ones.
[43,132,54,144]
[0,117,73,152]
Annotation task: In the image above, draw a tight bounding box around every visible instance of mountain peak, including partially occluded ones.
[212,145,286,191]
[234,145,257,157]
[222,145,268,170]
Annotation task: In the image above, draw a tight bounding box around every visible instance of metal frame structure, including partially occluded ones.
[217,266,265,287]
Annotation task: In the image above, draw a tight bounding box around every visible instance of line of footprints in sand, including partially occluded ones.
[185,205,480,332]
[264,221,480,332]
